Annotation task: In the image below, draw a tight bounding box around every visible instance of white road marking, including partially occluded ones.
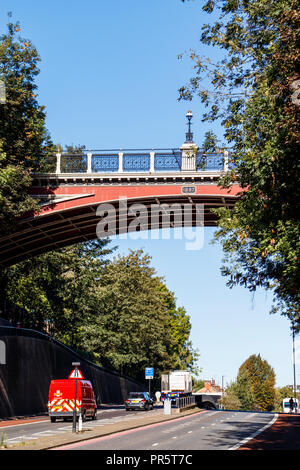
[7,436,38,442]
[32,430,60,436]
[228,413,278,450]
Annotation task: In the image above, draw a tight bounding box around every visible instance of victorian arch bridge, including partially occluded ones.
[0,142,242,268]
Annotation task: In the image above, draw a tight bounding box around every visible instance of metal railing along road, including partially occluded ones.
[175,395,196,409]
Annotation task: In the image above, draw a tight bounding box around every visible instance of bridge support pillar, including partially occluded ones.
[150,151,155,173]
[87,152,92,173]
[118,152,123,173]
[223,150,229,172]
[180,143,198,171]
[56,153,61,174]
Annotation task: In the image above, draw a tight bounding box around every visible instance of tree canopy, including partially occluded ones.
[1,246,199,382]
[220,354,276,411]
[81,249,200,382]
[179,0,300,324]
[0,15,55,235]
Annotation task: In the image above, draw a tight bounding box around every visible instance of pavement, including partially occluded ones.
[238,413,300,450]
[1,405,202,451]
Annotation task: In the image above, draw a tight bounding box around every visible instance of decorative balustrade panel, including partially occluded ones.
[154,153,182,171]
[196,152,224,171]
[123,154,150,172]
[61,154,87,173]
[36,149,234,175]
[36,155,57,173]
[92,154,119,172]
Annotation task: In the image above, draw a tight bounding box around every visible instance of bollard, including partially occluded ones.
[78,413,83,432]
[164,399,172,415]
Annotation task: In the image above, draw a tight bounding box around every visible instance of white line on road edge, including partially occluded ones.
[228,413,278,450]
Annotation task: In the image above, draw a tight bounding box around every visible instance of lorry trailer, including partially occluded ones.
[160,370,192,401]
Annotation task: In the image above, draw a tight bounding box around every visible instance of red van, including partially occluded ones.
[48,379,97,422]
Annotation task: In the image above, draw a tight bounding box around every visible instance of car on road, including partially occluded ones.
[125,392,154,411]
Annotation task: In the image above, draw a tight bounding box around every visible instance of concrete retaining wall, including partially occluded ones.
[0,327,144,419]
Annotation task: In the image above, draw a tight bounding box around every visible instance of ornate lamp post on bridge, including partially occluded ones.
[185,110,194,143]
[180,110,198,171]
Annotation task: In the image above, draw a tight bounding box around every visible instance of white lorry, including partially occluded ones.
[160,370,192,402]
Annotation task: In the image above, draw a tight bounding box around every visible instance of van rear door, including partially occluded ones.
[48,379,82,421]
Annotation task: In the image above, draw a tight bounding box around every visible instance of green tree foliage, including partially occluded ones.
[220,354,276,411]
[81,249,199,382]
[236,354,276,411]
[1,246,198,381]
[0,15,53,169]
[218,381,242,410]
[274,386,300,412]
[1,239,113,341]
[0,15,55,235]
[158,282,200,373]
[60,144,87,173]
[179,0,300,322]
[202,130,218,153]
[192,377,204,392]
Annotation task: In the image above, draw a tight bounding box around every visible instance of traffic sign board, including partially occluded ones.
[68,368,84,379]
[145,367,154,379]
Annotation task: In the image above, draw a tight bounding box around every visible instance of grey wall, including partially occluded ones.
[0,328,145,419]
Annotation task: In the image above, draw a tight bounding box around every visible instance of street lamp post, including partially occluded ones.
[185,110,193,143]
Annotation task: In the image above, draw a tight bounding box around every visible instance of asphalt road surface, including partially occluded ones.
[0,405,133,446]
[54,409,277,451]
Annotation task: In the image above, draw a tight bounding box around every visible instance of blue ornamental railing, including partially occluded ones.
[34,148,233,174]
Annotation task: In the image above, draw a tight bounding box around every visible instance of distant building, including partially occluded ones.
[196,379,223,395]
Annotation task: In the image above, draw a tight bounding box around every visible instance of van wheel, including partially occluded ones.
[50,417,56,423]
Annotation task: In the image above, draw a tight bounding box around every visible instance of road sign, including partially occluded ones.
[69,368,84,379]
[145,367,154,380]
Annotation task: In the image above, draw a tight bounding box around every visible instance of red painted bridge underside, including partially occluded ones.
[0,183,242,267]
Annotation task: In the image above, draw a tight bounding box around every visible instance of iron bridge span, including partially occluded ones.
[0,149,241,267]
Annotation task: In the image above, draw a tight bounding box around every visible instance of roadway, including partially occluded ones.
[0,405,132,446]
[0,405,279,451]
[53,409,277,451]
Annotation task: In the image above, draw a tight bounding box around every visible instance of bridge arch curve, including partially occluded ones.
[0,177,241,268]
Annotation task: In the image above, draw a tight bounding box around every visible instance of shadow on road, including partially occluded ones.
[238,414,300,450]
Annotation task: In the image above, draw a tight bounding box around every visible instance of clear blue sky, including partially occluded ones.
[1,0,298,387]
